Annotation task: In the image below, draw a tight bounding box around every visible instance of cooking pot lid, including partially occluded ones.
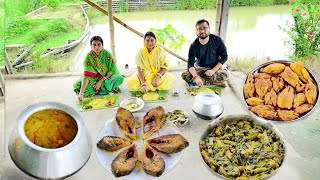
[195,92,221,105]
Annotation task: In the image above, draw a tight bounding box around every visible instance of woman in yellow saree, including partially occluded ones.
[128,31,174,93]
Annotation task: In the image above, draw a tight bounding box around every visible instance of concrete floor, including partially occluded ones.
[1,69,319,180]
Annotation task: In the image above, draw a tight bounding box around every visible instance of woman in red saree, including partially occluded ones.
[73,36,124,102]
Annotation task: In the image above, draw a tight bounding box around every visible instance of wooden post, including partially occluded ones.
[4,49,14,74]
[83,0,187,62]
[215,0,230,42]
[107,0,116,58]
[215,0,222,36]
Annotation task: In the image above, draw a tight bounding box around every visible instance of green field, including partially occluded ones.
[0,0,4,65]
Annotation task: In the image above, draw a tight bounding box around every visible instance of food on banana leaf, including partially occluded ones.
[143,92,160,101]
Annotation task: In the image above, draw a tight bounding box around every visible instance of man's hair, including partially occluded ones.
[195,19,210,27]
[90,36,103,45]
[144,31,156,40]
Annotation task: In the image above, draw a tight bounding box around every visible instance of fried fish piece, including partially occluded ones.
[260,63,286,74]
[97,136,131,152]
[277,109,299,121]
[148,134,189,154]
[111,144,138,177]
[305,80,317,105]
[116,107,136,140]
[142,106,166,139]
[294,104,314,115]
[290,61,312,83]
[293,93,306,108]
[264,89,277,106]
[249,105,278,120]
[244,74,255,98]
[141,144,165,177]
[246,97,264,106]
[277,86,295,109]
[255,78,272,98]
[280,67,300,88]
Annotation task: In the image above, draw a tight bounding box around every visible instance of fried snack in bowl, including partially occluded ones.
[242,60,319,122]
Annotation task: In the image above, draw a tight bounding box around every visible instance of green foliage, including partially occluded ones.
[150,24,186,52]
[117,0,129,13]
[6,0,43,17]
[0,1,4,65]
[41,0,60,9]
[19,55,72,73]
[281,0,319,59]
[6,18,70,45]
[177,0,288,9]
[177,0,217,10]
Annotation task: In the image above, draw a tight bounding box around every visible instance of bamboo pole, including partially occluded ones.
[4,49,14,74]
[0,71,4,96]
[12,44,35,66]
[107,0,116,58]
[83,0,187,62]
[14,61,34,68]
[215,0,223,36]
[215,0,229,42]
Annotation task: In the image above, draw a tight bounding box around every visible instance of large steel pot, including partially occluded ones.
[8,102,92,179]
[192,92,224,120]
[199,114,287,179]
[242,60,320,122]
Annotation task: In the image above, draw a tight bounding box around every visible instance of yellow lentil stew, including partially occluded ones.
[24,109,78,149]
[199,120,285,180]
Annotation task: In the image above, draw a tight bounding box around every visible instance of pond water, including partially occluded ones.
[72,5,292,71]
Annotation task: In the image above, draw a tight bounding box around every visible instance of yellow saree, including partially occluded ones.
[128,45,174,91]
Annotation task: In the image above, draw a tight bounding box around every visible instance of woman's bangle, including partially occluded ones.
[157,73,162,78]
[141,83,146,87]
[103,76,107,80]
[79,92,84,95]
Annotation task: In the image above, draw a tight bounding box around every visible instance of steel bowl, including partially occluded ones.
[8,102,92,179]
[192,92,224,120]
[119,97,145,112]
[242,60,320,122]
[199,114,287,179]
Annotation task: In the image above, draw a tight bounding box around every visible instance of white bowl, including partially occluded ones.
[165,110,189,127]
[119,97,144,112]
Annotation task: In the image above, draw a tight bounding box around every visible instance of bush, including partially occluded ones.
[6,0,43,16]
[150,24,186,52]
[41,0,60,9]
[281,0,319,59]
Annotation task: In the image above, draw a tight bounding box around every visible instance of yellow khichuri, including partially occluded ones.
[143,92,160,101]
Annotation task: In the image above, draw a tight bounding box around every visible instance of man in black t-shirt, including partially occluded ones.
[181,19,228,87]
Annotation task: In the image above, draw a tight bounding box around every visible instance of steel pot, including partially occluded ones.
[8,102,92,179]
[242,60,320,122]
[192,92,224,120]
[199,114,287,179]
